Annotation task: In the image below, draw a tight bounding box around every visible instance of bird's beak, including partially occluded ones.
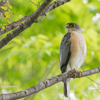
[66,24,70,28]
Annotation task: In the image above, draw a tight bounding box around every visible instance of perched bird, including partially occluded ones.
[60,22,86,98]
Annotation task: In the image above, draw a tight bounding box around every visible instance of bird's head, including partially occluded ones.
[66,23,82,33]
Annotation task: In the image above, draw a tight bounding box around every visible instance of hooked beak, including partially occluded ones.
[66,24,70,28]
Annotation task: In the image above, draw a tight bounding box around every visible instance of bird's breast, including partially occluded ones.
[68,31,86,70]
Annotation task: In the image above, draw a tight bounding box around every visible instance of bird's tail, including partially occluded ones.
[64,78,71,98]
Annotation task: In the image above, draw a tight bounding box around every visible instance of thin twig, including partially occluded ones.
[81,66,100,85]
[35,15,46,22]
[87,76,100,86]
[30,0,40,6]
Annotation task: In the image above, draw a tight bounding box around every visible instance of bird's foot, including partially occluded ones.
[74,70,82,78]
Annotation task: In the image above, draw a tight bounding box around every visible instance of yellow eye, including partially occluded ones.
[71,24,75,27]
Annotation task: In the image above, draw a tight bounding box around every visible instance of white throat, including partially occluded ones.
[66,28,82,34]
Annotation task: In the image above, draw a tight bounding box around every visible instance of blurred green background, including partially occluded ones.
[0,0,100,100]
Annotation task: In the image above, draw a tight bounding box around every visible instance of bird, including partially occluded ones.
[60,22,87,98]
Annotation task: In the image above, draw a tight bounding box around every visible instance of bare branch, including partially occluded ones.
[0,0,71,49]
[40,0,71,16]
[0,67,100,100]
[34,15,46,22]
[0,0,70,36]
[0,0,52,49]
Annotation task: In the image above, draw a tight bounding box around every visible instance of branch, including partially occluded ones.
[0,0,70,36]
[0,0,71,49]
[0,16,28,35]
[0,67,100,100]
[0,0,53,49]
[40,0,71,16]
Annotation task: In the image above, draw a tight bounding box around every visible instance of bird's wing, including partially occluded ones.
[60,32,71,73]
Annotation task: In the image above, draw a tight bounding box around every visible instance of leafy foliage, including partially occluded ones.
[0,0,100,100]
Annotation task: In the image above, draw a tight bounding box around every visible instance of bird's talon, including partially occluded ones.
[75,70,82,78]
[74,73,76,78]
[79,71,82,78]
[79,72,81,78]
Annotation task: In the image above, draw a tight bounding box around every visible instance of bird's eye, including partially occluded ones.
[71,24,75,27]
